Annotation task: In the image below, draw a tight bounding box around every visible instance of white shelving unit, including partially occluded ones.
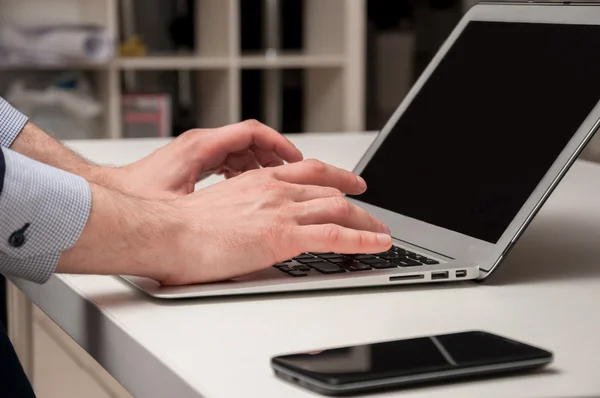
[0,0,366,139]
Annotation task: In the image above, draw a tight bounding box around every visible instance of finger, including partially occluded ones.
[271,159,367,195]
[216,120,303,163]
[223,150,261,174]
[292,224,392,254]
[252,147,284,168]
[294,197,389,234]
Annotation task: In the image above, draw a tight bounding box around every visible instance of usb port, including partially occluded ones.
[431,271,449,280]
[456,270,467,278]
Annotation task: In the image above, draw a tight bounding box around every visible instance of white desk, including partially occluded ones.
[12,132,600,397]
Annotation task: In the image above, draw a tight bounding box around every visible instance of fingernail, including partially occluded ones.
[357,175,367,190]
[377,233,392,245]
[384,224,391,234]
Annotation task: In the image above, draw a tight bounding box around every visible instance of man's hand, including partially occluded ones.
[152,159,392,285]
[58,160,392,285]
[105,120,304,199]
[11,119,302,200]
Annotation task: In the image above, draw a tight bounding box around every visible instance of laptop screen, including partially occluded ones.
[355,21,600,244]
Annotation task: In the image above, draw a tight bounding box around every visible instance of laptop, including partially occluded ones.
[123,1,600,298]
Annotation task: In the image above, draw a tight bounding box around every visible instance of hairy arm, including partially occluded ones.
[9,121,112,186]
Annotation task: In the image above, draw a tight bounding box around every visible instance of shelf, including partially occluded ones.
[0,0,366,138]
[0,54,347,71]
[117,55,231,70]
[239,54,346,69]
[0,62,110,71]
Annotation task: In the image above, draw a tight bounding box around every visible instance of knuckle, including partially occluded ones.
[322,224,340,243]
[356,232,367,250]
[325,187,343,198]
[174,128,202,146]
[332,196,351,217]
[242,119,263,129]
[177,128,196,138]
[304,158,326,173]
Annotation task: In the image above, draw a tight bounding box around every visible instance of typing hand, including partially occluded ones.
[107,120,303,199]
[157,159,392,285]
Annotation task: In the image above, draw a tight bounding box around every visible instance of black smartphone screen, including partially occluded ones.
[272,331,552,386]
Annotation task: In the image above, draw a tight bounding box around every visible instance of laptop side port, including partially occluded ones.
[389,274,425,282]
[431,271,449,280]
[456,270,467,278]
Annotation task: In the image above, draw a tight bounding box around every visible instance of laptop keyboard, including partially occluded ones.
[273,246,440,277]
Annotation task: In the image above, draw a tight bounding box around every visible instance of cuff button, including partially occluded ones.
[8,223,30,248]
[9,232,25,248]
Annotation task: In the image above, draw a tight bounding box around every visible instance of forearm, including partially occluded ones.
[9,121,113,185]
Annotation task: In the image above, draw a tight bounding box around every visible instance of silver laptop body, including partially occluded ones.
[123,2,600,298]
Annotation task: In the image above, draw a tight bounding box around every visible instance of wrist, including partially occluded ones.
[58,183,180,281]
[86,164,124,190]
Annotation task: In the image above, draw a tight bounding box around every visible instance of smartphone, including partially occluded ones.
[271,331,553,396]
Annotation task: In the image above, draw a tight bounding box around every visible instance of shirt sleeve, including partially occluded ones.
[0,97,28,148]
[0,97,92,283]
[0,148,92,283]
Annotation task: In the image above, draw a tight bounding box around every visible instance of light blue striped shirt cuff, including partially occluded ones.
[0,97,28,147]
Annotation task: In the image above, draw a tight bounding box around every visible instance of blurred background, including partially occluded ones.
[1,1,599,397]
[0,0,476,141]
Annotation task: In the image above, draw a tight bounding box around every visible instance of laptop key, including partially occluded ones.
[407,253,428,261]
[276,265,293,272]
[344,254,360,259]
[352,254,376,260]
[380,254,403,260]
[360,258,390,265]
[370,262,397,269]
[296,254,316,260]
[276,260,302,267]
[340,261,371,272]
[317,253,344,259]
[393,258,422,267]
[327,257,349,263]
[420,259,439,265]
[293,265,311,272]
[309,261,346,274]
[297,257,323,264]
[288,270,308,277]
